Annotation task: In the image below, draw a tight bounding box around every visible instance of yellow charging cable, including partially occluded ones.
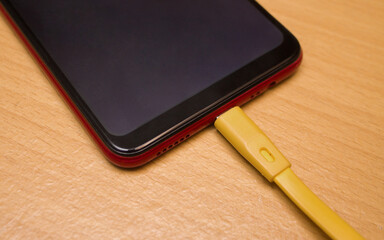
[214,107,364,240]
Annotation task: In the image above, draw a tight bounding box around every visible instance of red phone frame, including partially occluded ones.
[0,5,302,168]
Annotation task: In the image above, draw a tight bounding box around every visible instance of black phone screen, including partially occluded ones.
[7,0,284,137]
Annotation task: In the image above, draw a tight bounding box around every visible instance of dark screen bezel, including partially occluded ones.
[0,0,301,156]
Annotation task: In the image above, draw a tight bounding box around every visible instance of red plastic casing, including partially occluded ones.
[0,5,302,168]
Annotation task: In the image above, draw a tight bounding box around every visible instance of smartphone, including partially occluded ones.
[0,0,302,167]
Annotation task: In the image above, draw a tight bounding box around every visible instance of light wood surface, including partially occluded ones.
[1,0,383,239]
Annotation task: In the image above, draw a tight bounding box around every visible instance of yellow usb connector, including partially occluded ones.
[214,107,364,240]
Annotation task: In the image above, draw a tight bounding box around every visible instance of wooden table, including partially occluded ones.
[1,0,383,239]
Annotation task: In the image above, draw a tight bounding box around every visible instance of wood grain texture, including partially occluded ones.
[0,0,383,239]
